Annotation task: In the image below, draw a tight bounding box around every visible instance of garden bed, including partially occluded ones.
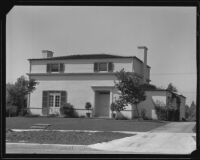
[6,130,134,145]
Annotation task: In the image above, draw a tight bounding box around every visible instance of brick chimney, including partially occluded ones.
[42,50,54,58]
[138,46,148,84]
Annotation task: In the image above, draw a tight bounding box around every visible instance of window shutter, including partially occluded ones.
[94,63,98,72]
[47,64,51,73]
[61,91,67,107]
[42,91,49,115]
[108,62,114,72]
[60,63,65,73]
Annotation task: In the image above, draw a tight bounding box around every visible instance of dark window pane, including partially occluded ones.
[51,64,59,72]
[99,63,107,71]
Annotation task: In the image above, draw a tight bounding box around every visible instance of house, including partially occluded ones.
[135,89,186,121]
[27,48,186,120]
[27,48,151,119]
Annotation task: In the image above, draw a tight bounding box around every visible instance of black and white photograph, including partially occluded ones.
[5,4,197,156]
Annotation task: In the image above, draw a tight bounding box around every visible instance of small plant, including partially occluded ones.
[110,102,117,119]
[141,108,147,120]
[85,102,92,118]
[60,103,78,118]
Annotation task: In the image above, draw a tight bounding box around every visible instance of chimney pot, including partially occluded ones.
[42,50,54,58]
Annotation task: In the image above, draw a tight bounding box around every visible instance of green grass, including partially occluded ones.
[6,130,134,145]
[6,117,167,132]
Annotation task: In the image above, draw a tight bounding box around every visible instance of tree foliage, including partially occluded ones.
[167,83,178,93]
[114,69,146,118]
[6,76,38,116]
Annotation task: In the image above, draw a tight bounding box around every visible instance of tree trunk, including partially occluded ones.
[135,103,140,120]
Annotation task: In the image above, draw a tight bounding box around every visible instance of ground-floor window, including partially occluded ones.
[42,90,66,115]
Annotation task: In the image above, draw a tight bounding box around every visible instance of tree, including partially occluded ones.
[6,75,38,116]
[167,83,178,93]
[185,104,190,119]
[189,101,196,121]
[114,69,146,118]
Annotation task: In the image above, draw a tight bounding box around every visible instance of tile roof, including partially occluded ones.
[28,53,132,60]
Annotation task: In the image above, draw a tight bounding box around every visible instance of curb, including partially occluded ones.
[10,129,138,134]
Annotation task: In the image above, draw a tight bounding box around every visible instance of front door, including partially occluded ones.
[49,93,61,115]
[95,91,110,117]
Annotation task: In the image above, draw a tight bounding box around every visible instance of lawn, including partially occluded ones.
[6,117,167,132]
[6,130,134,145]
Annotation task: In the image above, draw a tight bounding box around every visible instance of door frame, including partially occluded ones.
[49,92,61,115]
[92,86,115,118]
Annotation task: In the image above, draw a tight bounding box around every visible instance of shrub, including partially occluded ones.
[60,103,78,118]
[85,102,92,110]
[6,104,18,117]
[141,108,146,120]
[24,114,40,117]
[115,112,128,120]
[155,105,168,121]
[47,114,59,118]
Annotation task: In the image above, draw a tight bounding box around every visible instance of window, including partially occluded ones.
[55,95,60,107]
[94,62,114,72]
[43,91,66,109]
[51,64,59,72]
[47,63,65,73]
[49,95,54,107]
[99,63,107,71]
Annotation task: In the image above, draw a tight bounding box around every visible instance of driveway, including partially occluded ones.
[149,122,196,133]
[88,122,196,154]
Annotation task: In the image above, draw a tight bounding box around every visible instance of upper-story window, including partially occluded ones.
[47,63,65,73]
[94,62,114,72]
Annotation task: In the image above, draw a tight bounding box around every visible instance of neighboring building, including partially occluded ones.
[27,50,150,119]
[136,89,186,121]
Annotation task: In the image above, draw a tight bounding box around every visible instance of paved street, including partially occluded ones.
[6,122,196,154]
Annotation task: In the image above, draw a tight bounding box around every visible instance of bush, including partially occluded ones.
[115,112,128,120]
[47,114,59,118]
[141,108,146,120]
[60,103,78,118]
[85,102,92,110]
[155,105,168,121]
[6,104,18,117]
[24,114,40,117]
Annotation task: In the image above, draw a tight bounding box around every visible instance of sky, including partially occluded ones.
[6,6,196,105]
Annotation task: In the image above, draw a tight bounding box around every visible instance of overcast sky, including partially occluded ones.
[6,6,196,105]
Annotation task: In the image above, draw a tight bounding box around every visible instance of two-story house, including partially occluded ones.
[27,49,151,119]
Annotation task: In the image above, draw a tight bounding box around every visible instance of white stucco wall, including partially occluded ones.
[137,91,167,119]
[29,74,133,119]
[31,65,46,73]
[30,58,134,74]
